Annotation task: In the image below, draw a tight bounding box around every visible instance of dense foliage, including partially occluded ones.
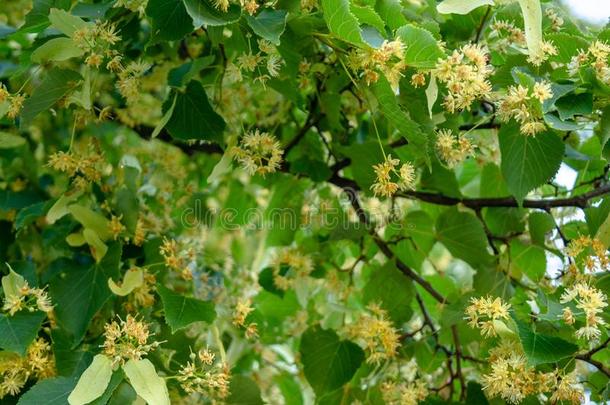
[1,0,610,403]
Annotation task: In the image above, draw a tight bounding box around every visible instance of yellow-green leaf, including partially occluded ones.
[31,37,84,63]
[0,132,26,149]
[108,268,144,296]
[123,359,170,405]
[517,0,542,61]
[68,354,113,405]
[2,265,27,299]
[68,205,112,240]
[48,8,89,37]
[83,228,108,262]
[437,0,494,14]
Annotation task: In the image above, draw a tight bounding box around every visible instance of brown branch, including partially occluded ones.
[331,173,447,303]
[397,185,610,209]
[474,5,492,43]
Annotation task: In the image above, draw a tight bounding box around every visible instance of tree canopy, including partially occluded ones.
[0,0,609,403]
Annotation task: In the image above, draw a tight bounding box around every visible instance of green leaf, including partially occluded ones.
[299,326,364,396]
[436,0,493,14]
[68,354,113,405]
[49,244,121,345]
[0,131,26,148]
[498,125,564,203]
[146,0,193,41]
[20,67,82,128]
[183,0,241,27]
[321,0,363,45]
[396,24,444,69]
[375,0,406,31]
[245,9,288,46]
[363,261,414,324]
[31,38,84,63]
[48,8,89,36]
[15,202,49,230]
[350,5,385,34]
[152,94,176,138]
[370,76,427,156]
[264,175,307,246]
[555,93,593,120]
[516,320,578,366]
[509,240,546,281]
[528,211,555,246]
[20,0,71,33]
[436,208,493,267]
[157,284,216,333]
[0,311,45,355]
[17,376,77,405]
[164,80,226,143]
[226,376,264,405]
[122,359,170,405]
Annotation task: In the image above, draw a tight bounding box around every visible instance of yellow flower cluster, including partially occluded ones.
[116,61,150,105]
[0,338,55,399]
[560,282,608,341]
[231,130,283,176]
[159,238,193,280]
[347,304,400,364]
[0,84,25,120]
[72,21,121,68]
[114,0,148,15]
[490,20,526,51]
[271,248,313,290]
[232,298,258,339]
[47,145,104,186]
[2,281,52,316]
[435,129,474,168]
[380,379,428,405]
[178,348,231,399]
[214,0,257,14]
[483,340,583,404]
[497,81,553,136]
[527,40,558,66]
[235,40,285,84]
[465,295,511,338]
[348,39,406,90]
[483,350,549,403]
[566,235,609,272]
[435,44,493,113]
[102,315,160,366]
[568,41,610,84]
[545,8,564,32]
[371,155,415,198]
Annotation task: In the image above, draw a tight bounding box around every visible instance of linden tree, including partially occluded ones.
[0,0,609,403]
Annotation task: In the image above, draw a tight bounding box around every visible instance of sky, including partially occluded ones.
[563,0,610,25]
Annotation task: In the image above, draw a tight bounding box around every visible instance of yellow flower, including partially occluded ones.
[465,295,511,337]
[560,282,608,341]
[347,303,400,364]
[435,129,474,167]
[532,81,553,103]
[435,44,492,113]
[102,315,160,366]
[370,155,416,198]
[231,130,283,176]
